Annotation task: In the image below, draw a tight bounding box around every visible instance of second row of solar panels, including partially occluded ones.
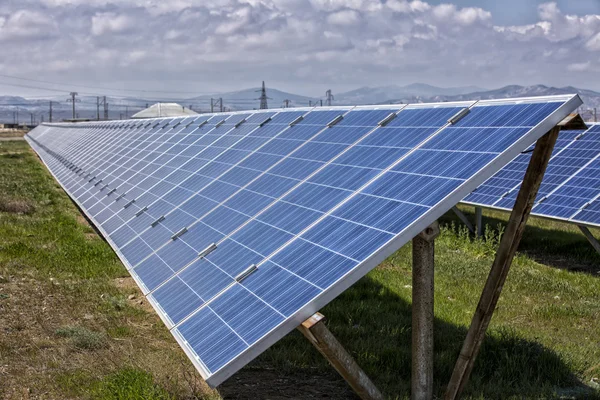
[464,123,600,227]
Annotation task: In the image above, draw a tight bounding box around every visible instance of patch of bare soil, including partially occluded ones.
[114,277,156,314]
[526,250,600,276]
[219,369,358,399]
[0,198,35,215]
[0,272,216,399]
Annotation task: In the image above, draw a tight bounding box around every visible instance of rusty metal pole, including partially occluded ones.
[444,127,560,400]
[412,222,440,400]
[297,313,384,400]
[578,225,600,256]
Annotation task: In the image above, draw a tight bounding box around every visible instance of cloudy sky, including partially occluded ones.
[0,0,599,98]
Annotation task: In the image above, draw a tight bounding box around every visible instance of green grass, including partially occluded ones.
[92,368,175,400]
[1,140,600,399]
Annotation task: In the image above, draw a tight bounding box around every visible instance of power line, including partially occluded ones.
[0,73,214,95]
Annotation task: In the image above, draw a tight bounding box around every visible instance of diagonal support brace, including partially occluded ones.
[297,313,384,400]
[578,225,600,256]
[444,126,560,400]
[452,207,475,234]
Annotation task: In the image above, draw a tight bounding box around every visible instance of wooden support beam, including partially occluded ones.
[578,225,600,256]
[297,313,384,400]
[475,207,483,238]
[444,127,560,400]
[412,222,440,400]
[452,207,474,234]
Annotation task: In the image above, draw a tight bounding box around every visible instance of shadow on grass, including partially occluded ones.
[221,275,595,400]
[441,208,600,276]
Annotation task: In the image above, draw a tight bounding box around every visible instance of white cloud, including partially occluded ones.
[0,0,598,93]
[91,12,134,36]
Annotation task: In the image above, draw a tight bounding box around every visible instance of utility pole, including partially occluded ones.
[326,89,334,106]
[49,101,53,122]
[96,97,100,121]
[67,92,80,120]
[103,96,109,120]
[257,81,270,109]
[283,99,291,108]
[210,98,223,113]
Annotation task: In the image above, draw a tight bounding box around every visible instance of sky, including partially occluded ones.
[0,0,599,98]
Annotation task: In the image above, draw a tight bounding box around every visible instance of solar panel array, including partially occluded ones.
[26,94,580,386]
[464,123,600,228]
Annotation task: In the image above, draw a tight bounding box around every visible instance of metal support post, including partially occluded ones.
[475,207,483,238]
[452,206,474,234]
[297,313,384,400]
[578,225,600,256]
[444,127,560,400]
[412,222,440,400]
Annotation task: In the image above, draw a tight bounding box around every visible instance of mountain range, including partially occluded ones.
[1,83,598,124]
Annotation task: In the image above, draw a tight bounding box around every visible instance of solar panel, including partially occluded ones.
[26,95,581,386]
[464,123,600,228]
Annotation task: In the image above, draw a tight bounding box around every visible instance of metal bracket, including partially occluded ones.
[327,115,344,127]
[289,115,304,126]
[452,206,474,234]
[448,108,470,125]
[124,199,136,209]
[198,243,217,258]
[150,215,165,227]
[259,117,272,127]
[135,206,148,217]
[378,112,397,127]
[234,119,247,128]
[235,264,258,283]
[171,227,188,240]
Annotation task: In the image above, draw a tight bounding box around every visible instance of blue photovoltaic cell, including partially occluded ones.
[464,123,600,228]
[25,95,580,386]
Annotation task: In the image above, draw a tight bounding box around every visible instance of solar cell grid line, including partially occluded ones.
[163,96,578,385]
[65,119,188,203]
[57,123,154,201]
[131,107,409,298]
[24,95,581,389]
[104,108,346,250]
[73,117,205,213]
[87,115,234,233]
[96,111,267,235]
[142,104,466,326]
[82,117,205,210]
[89,116,223,220]
[462,128,585,207]
[115,108,355,276]
[54,121,151,181]
[77,119,179,184]
[85,113,261,220]
[51,122,137,180]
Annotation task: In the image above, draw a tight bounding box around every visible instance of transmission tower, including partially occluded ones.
[67,92,80,119]
[103,96,109,120]
[283,99,291,108]
[210,98,223,113]
[256,81,270,109]
[325,89,334,106]
[49,101,53,123]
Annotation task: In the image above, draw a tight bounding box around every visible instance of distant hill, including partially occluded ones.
[0,83,598,123]
[334,83,486,105]
[188,87,317,110]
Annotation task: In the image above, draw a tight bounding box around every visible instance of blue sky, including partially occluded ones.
[427,0,600,24]
[0,0,599,97]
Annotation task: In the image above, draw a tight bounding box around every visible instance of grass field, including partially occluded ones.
[1,139,599,399]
